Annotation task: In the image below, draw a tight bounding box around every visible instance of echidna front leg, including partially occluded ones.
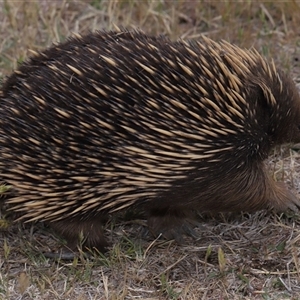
[238,164,300,212]
[49,217,108,254]
[266,180,300,212]
[147,168,299,243]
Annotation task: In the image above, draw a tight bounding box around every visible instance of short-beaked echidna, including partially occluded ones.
[1,29,300,251]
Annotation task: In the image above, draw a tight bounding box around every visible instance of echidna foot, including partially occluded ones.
[49,217,109,255]
[147,209,199,243]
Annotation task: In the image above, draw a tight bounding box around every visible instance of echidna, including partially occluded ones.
[1,28,300,252]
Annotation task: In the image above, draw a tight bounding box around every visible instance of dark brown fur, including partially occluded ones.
[1,29,300,252]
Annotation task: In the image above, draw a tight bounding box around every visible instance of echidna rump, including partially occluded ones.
[1,28,300,252]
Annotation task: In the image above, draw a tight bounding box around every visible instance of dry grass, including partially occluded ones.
[1,1,300,299]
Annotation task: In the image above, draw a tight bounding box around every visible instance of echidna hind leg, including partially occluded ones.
[147,208,197,242]
[49,217,108,253]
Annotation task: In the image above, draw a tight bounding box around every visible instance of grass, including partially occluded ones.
[0,1,300,299]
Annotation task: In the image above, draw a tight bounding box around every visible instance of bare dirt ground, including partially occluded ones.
[1,1,300,299]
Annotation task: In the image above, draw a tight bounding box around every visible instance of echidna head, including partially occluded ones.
[267,71,300,145]
[250,62,300,146]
